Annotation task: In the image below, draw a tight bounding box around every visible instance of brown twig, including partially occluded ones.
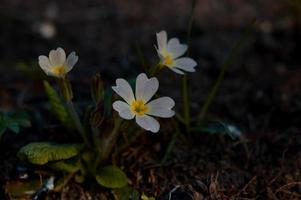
[274,182,301,195]
[235,176,257,197]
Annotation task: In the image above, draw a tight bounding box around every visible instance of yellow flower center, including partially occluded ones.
[163,54,173,65]
[51,65,66,76]
[131,100,148,116]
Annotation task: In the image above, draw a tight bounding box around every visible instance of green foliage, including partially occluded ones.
[200,121,242,139]
[95,165,128,188]
[44,81,70,126]
[197,19,256,125]
[141,193,156,200]
[48,159,80,173]
[0,111,31,139]
[114,186,139,200]
[74,174,85,183]
[18,142,83,165]
[57,78,73,102]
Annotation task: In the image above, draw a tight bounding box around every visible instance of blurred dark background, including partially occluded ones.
[0,0,300,132]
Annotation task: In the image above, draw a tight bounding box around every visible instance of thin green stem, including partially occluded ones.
[149,63,162,76]
[66,101,91,147]
[182,75,190,127]
[54,169,79,192]
[197,18,256,125]
[161,119,181,164]
[175,112,186,124]
[56,77,91,147]
[187,0,197,52]
[95,117,123,169]
[181,0,197,129]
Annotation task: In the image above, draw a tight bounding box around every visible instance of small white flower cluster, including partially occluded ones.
[38,31,197,133]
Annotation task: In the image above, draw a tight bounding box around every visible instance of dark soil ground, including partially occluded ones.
[1,0,301,199]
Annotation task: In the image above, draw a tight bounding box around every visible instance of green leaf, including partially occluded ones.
[114,186,139,200]
[48,159,80,173]
[44,81,70,126]
[95,165,128,188]
[199,121,242,139]
[0,111,31,138]
[74,174,85,183]
[18,142,83,165]
[10,112,31,127]
[141,193,156,200]
[7,122,20,133]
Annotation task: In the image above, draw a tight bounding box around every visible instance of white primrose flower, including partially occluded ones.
[38,47,78,78]
[112,73,175,133]
[156,30,197,75]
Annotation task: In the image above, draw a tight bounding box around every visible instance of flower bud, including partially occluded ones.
[89,106,104,128]
[91,73,104,105]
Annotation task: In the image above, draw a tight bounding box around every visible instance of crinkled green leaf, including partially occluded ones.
[114,186,139,200]
[48,159,80,173]
[95,165,128,188]
[18,142,83,165]
[44,81,70,126]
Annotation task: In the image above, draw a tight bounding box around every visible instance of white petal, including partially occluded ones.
[155,50,165,65]
[135,73,159,103]
[169,67,185,75]
[112,78,135,104]
[173,57,197,72]
[136,115,160,133]
[65,52,78,72]
[38,55,52,73]
[49,47,66,66]
[156,30,167,51]
[112,101,134,120]
[146,97,175,118]
[167,38,188,59]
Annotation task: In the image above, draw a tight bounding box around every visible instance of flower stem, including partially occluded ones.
[181,0,197,130]
[182,75,190,128]
[66,101,91,147]
[197,18,256,125]
[161,118,181,164]
[95,117,123,168]
[149,63,162,76]
[57,77,91,147]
